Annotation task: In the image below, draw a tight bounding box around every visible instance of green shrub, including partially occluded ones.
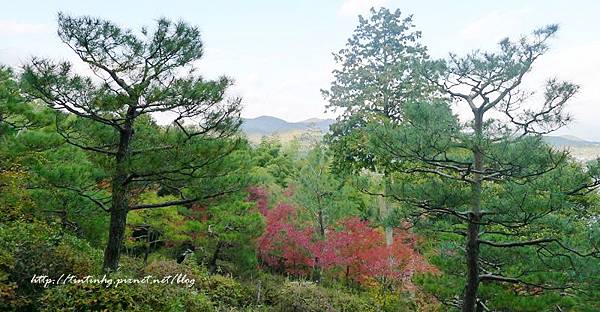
[117,254,147,276]
[0,221,101,310]
[243,272,286,306]
[329,289,376,312]
[144,259,254,308]
[274,281,336,312]
[214,306,272,312]
[197,274,254,308]
[145,259,204,280]
[40,282,213,312]
[273,280,378,312]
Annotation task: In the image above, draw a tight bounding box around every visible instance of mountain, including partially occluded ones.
[542,135,600,148]
[543,135,600,162]
[241,116,600,162]
[241,116,334,135]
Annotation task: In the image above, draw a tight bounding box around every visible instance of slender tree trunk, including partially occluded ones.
[103,176,128,271]
[314,198,325,282]
[463,112,483,312]
[209,241,223,274]
[345,265,350,286]
[143,230,150,267]
[256,279,262,304]
[463,192,481,311]
[379,177,393,246]
[313,257,322,283]
[103,125,133,272]
[318,208,325,238]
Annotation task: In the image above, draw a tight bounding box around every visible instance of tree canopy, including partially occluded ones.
[1,7,599,312]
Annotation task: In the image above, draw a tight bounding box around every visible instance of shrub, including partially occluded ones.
[40,283,213,312]
[197,274,254,308]
[145,259,204,282]
[0,221,101,310]
[329,289,377,312]
[273,280,376,312]
[144,258,259,309]
[274,281,335,312]
[244,272,287,306]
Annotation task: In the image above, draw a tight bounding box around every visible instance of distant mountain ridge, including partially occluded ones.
[542,135,600,148]
[242,116,598,145]
[241,116,334,135]
[241,116,600,162]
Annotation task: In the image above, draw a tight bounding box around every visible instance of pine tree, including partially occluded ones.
[22,14,244,271]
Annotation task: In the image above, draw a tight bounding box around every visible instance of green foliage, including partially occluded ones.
[0,65,46,136]
[127,202,189,256]
[145,259,259,309]
[274,281,377,312]
[195,198,264,275]
[251,137,297,188]
[291,145,359,234]
[0,221,101,310]
[0,7,598,312]
[40,283,213,312]
[144,259,205,281]
[323,7,439,174]
[0,65,52,222]
[197,274,254,308]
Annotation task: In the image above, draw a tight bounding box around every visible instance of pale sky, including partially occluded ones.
[1,0,599,140]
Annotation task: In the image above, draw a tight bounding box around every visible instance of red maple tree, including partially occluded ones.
[250,185,436,286]
[257,207,434,285]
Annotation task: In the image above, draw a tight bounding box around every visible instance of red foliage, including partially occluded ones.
[247,186,269,216]
[256,203,315,275]
[257,209,435,285]
[249,185,435,286]
[325,218,434,286]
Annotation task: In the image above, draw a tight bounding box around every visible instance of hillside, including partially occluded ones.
[542,135,599,147]
[242,117,600,162]
[241,116,334,143]
[241,116,334,134]
[543,135,600,162]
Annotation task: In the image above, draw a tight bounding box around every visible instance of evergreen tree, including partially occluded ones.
[22,14,244,271]
[371,25,600,311]
[323,7,439,245]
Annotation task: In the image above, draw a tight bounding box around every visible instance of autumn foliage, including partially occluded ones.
[252,188,435,287]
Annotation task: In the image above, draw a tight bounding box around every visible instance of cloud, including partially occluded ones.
[0,20,49,36]
[531,43,600,140]
[338,0,389,17]
[461,9,531,42]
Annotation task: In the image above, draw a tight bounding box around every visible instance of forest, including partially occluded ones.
[1,7,600,312]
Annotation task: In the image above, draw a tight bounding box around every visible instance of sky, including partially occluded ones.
[1,0,599,140]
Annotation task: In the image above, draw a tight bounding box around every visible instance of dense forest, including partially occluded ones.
[1,7,599,312]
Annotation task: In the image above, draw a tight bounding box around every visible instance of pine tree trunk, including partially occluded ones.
[102,125,133,272]
[463,113,483,312]
[143,230,150,267]
[103,197,128,271]
[463,195,481,312]
[209,241,223,274]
